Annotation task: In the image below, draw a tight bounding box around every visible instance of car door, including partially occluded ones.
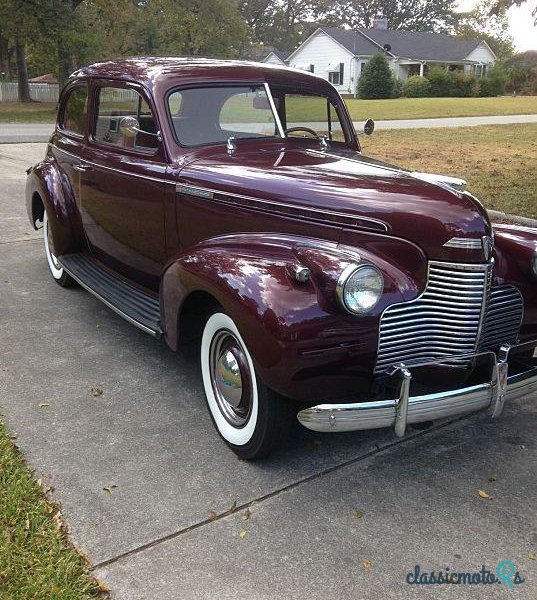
[79,80,171,291]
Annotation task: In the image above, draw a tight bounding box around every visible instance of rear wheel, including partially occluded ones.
[43,211,75,288]
[200,311,293,460]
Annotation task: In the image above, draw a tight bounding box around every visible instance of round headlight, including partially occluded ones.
[337,265,384,315]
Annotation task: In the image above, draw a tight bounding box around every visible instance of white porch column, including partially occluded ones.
[419,62,424,77]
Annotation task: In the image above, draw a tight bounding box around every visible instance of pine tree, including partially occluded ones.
[357,53,395,99]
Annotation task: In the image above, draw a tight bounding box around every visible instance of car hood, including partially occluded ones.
[178,144,492,262]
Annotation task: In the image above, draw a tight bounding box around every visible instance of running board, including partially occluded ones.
[59,253,163,337]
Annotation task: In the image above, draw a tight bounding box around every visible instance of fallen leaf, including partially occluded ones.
[103,485,118,494]
[528,552,536,560]
[37,478,42,487]
[488,475,497,482]
[362,559,373,571]
[24,517,30,530]
[477,490,492,500]
[229,500,237,512]
[242,508,251,521]
[97,579,110,593]
[38,402,50,408]
[353,509,365,520]
[238,530,247,539]
[208,510,218,521]
[90,387,103,397]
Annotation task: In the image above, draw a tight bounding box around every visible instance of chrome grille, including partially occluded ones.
[375,262,490,374]
[480,285,523,351]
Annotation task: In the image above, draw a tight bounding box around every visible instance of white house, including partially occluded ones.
[260,49,289,66]
[286,19,496,96]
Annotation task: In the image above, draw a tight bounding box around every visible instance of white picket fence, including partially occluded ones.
[0,82,59,103]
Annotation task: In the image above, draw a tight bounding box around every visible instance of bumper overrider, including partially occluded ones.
[297,340,537,435]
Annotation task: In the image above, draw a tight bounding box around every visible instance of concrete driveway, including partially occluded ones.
[0,143,535,599]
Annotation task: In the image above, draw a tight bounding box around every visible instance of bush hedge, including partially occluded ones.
[403,76,431,97]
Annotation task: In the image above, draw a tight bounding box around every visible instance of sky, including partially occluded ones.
[456,1,536,51]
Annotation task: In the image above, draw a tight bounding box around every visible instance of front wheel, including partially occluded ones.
[200,312,293,460]
[43,211,75,288]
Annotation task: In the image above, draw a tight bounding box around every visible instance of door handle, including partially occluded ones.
[73,163,92,172]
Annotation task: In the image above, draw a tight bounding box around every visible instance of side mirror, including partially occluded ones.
[119,116,140,139]
[363,118,375,135]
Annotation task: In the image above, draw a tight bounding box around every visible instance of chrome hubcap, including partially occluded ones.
[210,330,252,427]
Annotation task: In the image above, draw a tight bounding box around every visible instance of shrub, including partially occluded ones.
[426,66,453,97]
[449,71,479,97]
[403,76,431,97]
[357,53,395,99]
[503,51,537,93]
[392,77,403,98]
[479,65,507,96]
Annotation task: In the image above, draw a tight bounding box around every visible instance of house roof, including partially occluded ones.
[317,26,486,62]
[28,73,58,84]
[265,49,289,62]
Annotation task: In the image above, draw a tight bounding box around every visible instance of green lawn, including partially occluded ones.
[362,123,537,219]
[0,419,103,599]
[345,95,537,121]
[0,102,57,123]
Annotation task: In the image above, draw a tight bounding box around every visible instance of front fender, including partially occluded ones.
[162,232,427,402]
[493,224,537,339]
[25,157,82,256]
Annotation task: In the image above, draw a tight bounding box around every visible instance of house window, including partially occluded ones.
[473,64,487,78]
[328,63,344,86]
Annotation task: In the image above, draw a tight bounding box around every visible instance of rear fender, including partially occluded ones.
[25,158,83,255]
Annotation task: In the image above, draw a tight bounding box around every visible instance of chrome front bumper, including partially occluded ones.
[297,341,537,435]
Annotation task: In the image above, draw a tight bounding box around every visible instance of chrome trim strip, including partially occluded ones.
[264,82,285,139]
[176,183,213,199]
[443,237,483,249]
[297,341,537,433]
[53,146,174,185]
[176,182,389,233]
[58,258,161,338]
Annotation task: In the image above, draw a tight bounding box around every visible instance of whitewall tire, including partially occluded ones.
[43,211,75,287]
[200,311,293,460]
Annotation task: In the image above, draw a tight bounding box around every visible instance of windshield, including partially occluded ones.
[168,85,282,146]
[167,84,349,147]
[271,90,347,143]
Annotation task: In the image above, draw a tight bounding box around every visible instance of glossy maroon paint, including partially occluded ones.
[25,57,537,403]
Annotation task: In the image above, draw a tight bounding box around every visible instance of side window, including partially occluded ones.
[61,85,88,135]
[94,86,158,151]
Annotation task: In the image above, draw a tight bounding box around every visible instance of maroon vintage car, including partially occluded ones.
[26,57,537,459]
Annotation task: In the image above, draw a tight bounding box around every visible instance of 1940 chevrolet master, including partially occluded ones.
[26,58,537,459]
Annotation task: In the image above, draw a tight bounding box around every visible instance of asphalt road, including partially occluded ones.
[0,143,536,599]
[1,113,537,143]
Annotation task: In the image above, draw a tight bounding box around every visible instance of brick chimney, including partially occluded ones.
[372,15,388,30]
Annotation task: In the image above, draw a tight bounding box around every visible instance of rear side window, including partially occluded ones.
[94,86,158,151]
[61,85,88,135]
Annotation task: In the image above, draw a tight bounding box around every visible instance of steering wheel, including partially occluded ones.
[284,126,320,139]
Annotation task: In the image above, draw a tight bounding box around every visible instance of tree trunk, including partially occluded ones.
[15,32,31,103]
[57,35,72,88]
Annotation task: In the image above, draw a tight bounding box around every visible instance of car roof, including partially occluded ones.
[69,57,323,89]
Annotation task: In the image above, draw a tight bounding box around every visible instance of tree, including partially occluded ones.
[357,52,394,98]
[489,1,537,25]
[455,0,515,60]
[323,0,458,32]
[147,0,250,58]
